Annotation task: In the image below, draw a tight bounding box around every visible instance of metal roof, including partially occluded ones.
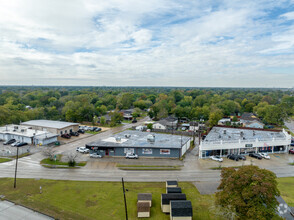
[171,200,193,217]
[21,120,79,129]
[86,130,190,149]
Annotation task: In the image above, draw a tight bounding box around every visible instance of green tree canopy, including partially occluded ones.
[216,166,280,220]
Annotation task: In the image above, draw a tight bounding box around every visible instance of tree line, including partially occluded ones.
[0,86,293,127]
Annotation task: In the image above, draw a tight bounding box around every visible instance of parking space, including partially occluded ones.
[0,141,45,157]
[57,132,92,144]
[199,153,294,170]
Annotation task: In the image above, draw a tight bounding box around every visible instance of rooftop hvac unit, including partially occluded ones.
[21,129,25,132]
[253,131,256,136]
[116,137,121,142]
[147,134,155,142]
[223,130,226,134]
[240,131,244,137]
[14,126,18,129]
[219,135,221,139]
[125,134,131,138]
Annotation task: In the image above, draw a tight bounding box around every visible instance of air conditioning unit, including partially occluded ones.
[125,134,131,138]
[147,134,155,142]
[116,137,121,142]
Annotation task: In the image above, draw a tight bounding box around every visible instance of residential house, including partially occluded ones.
[240,113,264,129]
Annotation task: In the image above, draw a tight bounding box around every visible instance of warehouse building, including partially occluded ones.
[199,126,292,158]
[86,130,191,158]
[21,120,79,135]
[0,125,58,145]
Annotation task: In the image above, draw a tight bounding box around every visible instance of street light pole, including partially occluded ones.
[122,178,128,220]
[14,146,19,188]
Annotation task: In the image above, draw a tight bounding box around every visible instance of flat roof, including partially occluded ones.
[86,130,190,149]
[0,125,58,139]
[21,120,79,129]
[204,127,286,143]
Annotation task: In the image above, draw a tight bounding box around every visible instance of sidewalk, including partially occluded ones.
[0,200,53,220]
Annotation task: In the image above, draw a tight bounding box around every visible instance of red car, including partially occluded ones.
[289,149,294,154]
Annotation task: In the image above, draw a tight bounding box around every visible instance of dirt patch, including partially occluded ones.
[85,199,98,207]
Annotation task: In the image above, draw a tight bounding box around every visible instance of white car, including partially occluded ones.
[126,153,138,159]
[11,141,20,147]
[210,155,223,162]
[90,153,102,158]
[76,147,89,153]
[259,153,270,159]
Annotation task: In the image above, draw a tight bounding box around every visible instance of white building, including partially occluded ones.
[199,126,291,158]
[0,125,58,146]
[21,120,79,135]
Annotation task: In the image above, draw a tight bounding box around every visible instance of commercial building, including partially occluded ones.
[21,120,79,135]
[199,126,291,158]
[0,125,58,145]
[86,130,191,158]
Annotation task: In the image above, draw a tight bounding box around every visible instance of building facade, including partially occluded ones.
[0,125,58,145]
[86,130,191,158]
[21,120,79,135]
[199,126,291,158]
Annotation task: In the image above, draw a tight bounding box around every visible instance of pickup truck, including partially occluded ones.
[76,147,89,153]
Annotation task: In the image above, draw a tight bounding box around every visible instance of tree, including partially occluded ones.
[208,109,223,126]
[42,148,57,161]
[100,116,106,125]
[147,123,153,130]
[65,152,79,167]
[216,166,280,220]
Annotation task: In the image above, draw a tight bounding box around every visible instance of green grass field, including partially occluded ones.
[0,179,221,220]
[0,158,12,163]
[277,177,294,207]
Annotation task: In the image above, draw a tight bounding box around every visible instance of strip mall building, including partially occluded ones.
[199,126,291,158]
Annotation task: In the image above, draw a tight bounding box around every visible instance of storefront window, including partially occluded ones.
[142,148,152,154]
[160,149,170,155]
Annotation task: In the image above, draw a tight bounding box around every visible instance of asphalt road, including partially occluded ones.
[0,117,293,183]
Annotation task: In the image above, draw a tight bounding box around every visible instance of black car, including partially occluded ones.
[3,139,16,145]
[227,154,239,161]
[94,127,102,132]
[237,155,246,160]
[78,129,85,134]
[16,142,28,147]
[132,119,137,123]
[249,153,262,160]
[70,131,79,136]
[61,133,71,139]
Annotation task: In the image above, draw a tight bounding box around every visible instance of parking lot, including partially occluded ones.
[199,153,294,170]
[0,141,46,157]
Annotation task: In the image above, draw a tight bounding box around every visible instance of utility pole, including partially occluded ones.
[122,178,128,220]
[14,146,19,188]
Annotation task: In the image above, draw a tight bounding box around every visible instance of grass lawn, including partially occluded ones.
[0,179,221,220]
[40,156,87,168]
[0,158,12,163]
[277,177,294,207]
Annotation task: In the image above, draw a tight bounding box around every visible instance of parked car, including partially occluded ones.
[16,142,28,147]
[132,119,137,123]
[290,142,294,146]
[61,133,71,139]
[289,149,294,154]
[3,139,16,145]
[258,153,270,159]
[70,131,79,136]
[83,126,90,131]
[126,153,138,159]
[76,147,89,153]
[249,153,262,160]
[90,153,102,158]
[227,154,239,161]
[237,155,246,160]
[94,127,102,132]
[210,155,223,162]
[78,129,85,134]
[11,141,21,147]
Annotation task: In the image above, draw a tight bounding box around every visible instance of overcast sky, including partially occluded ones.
[0,0,294,87]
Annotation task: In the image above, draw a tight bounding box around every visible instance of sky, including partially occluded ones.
[0,0,294,87]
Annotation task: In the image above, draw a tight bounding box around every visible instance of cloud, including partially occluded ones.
[0,0,294,87]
